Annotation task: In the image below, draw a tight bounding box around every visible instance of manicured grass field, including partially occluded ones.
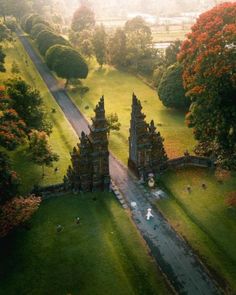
[68,62,196,164]
[0,39,78,193]
[0,193,170,295]
[156,167,236,292]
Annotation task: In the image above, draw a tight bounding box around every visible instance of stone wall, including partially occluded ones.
[166,156,214,169]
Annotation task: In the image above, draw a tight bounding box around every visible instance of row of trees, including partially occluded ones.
[70,3,235,169]
[69,6,162,75]
[69,5,189,110]
[22,13,89,87]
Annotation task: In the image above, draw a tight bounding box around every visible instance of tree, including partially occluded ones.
[30,23,51,39]
[11,61,20,74]
[124,16,152,68]
[77,29,94,58]
[165,40,182,67]
[5,79,52,134]
[0,86,27,150]
[29,130,59,177]
[0,152,19,204]
[178,2,236,168]
[106,113,121,135]
[0,46,6,72]
[69,29,94,58]
[93,24,107,67]
[108,28,127,68]
[152,65,165,88]
[36,30,70,55]
[0,0,30,20]
[71,5,95,33]
[0,23,11,42]
[24,14,41,34]
[158,63,190,110]
[0,195,41,238]
[46,45,89,87]
[225,192,236,208]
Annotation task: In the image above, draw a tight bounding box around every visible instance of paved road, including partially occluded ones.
[18,31,221,295]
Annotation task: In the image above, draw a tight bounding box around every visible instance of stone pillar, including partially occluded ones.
[128,93,152,178]
[90,96,110,190]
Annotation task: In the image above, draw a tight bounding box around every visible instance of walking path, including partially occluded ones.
[17,30,221,295]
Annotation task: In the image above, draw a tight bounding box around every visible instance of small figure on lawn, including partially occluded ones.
[56,224,63,232]
[54,167,58,173]
[187,185,191,193]
[76,217,80,224]
[146,208,154,220]
[202,183,207,190]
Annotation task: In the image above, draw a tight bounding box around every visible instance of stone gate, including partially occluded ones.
[64,96,110,192]
[128,93,168,179]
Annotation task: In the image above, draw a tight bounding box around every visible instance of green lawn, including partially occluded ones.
[0,39,78,194]
[68,61,196,164]
[0,193,171,295]
[156,167,236,292]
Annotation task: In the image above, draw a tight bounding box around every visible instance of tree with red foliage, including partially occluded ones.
[71,5,95,33]
[0,195,41,238]
[178,3,236,169]
[225,192,236,208]
[0,86,26,150]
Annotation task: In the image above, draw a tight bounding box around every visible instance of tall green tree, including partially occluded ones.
[0,46,6,72]
[124,16,159,75]
[158,63,190,110]
[93,24,106,67]
[179,2,236,168]
[5,79,52,134]
[165,40,182,67]
[0,0,30,20]
[0,86,27,150]
[108,28,127,68]
[46,45,89,87]
[71,5,95,33]
[29,130,59,177]
[36,30,70,55]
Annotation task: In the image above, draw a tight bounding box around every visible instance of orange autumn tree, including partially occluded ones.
[178,2,236,169]
[0,195,41,238]
[0,86,26,150]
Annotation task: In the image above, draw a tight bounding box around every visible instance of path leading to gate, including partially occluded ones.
[17,30,221,295]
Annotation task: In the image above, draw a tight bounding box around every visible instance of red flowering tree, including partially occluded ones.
[0,195,41,238]
[225,192,236,208]
[0,86,26,150]
[178,3,236,168]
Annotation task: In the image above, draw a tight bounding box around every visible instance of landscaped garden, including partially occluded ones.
[157,167,236,291]
[68,61,196,163]
[0,193,170,295]
[0,1,236,294]
[0,39,77,193]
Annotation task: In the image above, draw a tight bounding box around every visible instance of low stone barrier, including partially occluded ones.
[167,155,214,169]
[31,183,65,199]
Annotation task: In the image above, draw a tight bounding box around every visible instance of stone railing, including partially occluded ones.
[166,155,214,169]
[31,183,65,199]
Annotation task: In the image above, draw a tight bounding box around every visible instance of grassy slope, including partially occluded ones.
[68,61,196,164]
[156,168,236,292]
[0,39,78,193]
[0,193,170,295]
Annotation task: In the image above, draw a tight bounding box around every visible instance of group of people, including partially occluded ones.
[186,183,207,193]
[56,216,80,233]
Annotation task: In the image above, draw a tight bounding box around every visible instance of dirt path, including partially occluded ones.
[17,30,221,295]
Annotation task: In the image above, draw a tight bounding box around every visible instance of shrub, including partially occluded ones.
[158,63,190,110]
[36,30,69,55]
